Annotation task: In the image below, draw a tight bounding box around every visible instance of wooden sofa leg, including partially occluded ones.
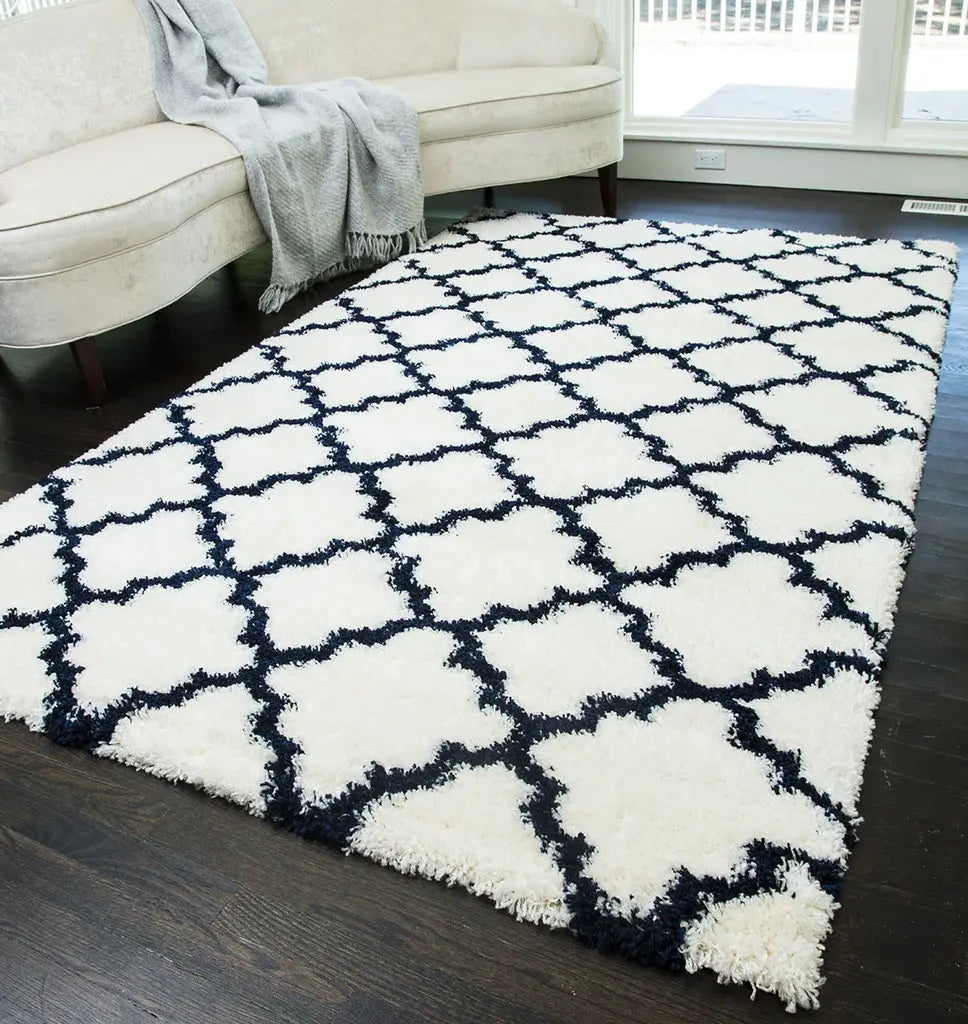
[483,185,495,208]
[70,338,107,406]
[598,163,619,218]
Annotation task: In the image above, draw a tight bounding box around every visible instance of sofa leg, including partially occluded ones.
[483,186,495,208]
[70,338,107,406]
[598,163,619,218]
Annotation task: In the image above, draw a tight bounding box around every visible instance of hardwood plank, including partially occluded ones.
[876,688,968,754]
[0,829,290,1024]
[1,179,966,1024]
[0,725,758,1024]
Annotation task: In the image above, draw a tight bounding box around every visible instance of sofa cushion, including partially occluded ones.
[0,65,621,279]
[384,65,622,143]
[0,122,247,279]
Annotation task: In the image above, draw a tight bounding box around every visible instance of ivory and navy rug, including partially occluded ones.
[0,213,958,1010]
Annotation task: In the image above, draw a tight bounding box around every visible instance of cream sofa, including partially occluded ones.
[0,0,623,402]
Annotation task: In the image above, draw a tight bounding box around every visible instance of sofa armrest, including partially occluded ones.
[456,0,605,70]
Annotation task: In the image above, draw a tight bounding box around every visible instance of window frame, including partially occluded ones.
[576,0,968,157]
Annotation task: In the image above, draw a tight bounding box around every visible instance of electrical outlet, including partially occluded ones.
[694,147,727,170]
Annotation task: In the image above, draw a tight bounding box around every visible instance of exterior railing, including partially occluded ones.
[638,0,968,35]
[2,0,966,36]
[1,0,71,18]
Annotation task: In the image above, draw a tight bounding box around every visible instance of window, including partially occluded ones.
[0,0,72,18]
[903,1,968,123]
[633,2,865,123]
[620,0,968,150]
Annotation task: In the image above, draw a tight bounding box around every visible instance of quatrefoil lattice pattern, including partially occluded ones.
[0,213,958,1009]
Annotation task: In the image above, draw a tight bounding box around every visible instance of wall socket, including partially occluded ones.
[694,147,727,170]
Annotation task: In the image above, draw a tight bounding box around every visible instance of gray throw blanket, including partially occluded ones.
[134,0,426,313]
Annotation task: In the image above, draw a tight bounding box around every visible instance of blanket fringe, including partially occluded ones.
[347,221,428,263]
[257,220,428,314]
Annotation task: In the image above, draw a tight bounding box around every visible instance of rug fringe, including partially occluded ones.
[348,831,572,930]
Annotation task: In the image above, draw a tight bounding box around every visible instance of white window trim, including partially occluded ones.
[575,0,968,164]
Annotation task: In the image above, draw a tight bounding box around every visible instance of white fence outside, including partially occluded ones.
[637,0,968,36]
[2,0,966,33]
[1,0,70,18]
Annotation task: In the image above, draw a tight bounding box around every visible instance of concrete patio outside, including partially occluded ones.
[634,19,968,123]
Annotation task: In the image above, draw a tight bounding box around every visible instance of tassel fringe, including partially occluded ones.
[257,220,429,314]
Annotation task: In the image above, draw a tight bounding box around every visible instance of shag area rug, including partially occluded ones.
[0,213,958,1010]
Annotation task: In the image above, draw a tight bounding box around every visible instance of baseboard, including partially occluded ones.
[617,137,968,200]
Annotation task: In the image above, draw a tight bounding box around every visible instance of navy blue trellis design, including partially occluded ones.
[0,211,955,973]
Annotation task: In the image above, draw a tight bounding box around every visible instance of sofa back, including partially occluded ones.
[0,0,599,172]
[0,0,469,172]
[237,0,465,85]
[0,0,161,173]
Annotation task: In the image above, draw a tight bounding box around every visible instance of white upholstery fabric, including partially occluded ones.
[0,0,162,173]
[0,124,247,277]
[234,0,603,82]
[1,193,266,351]
[387,65,621,143]
[421,113,623,195]
[454,0,604,70]
[0,0,624,351]
[235,0,466,84]
[0,0,605,172]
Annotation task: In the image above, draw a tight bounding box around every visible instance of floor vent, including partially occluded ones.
[901,199,968,216]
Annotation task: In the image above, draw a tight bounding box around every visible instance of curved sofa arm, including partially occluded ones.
[456,0,605,70]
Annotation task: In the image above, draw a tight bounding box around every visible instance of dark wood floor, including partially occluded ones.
[1,179,966,1024]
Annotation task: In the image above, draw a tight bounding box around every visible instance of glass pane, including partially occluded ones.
[633,1,864,122]
[903,1,968,123]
